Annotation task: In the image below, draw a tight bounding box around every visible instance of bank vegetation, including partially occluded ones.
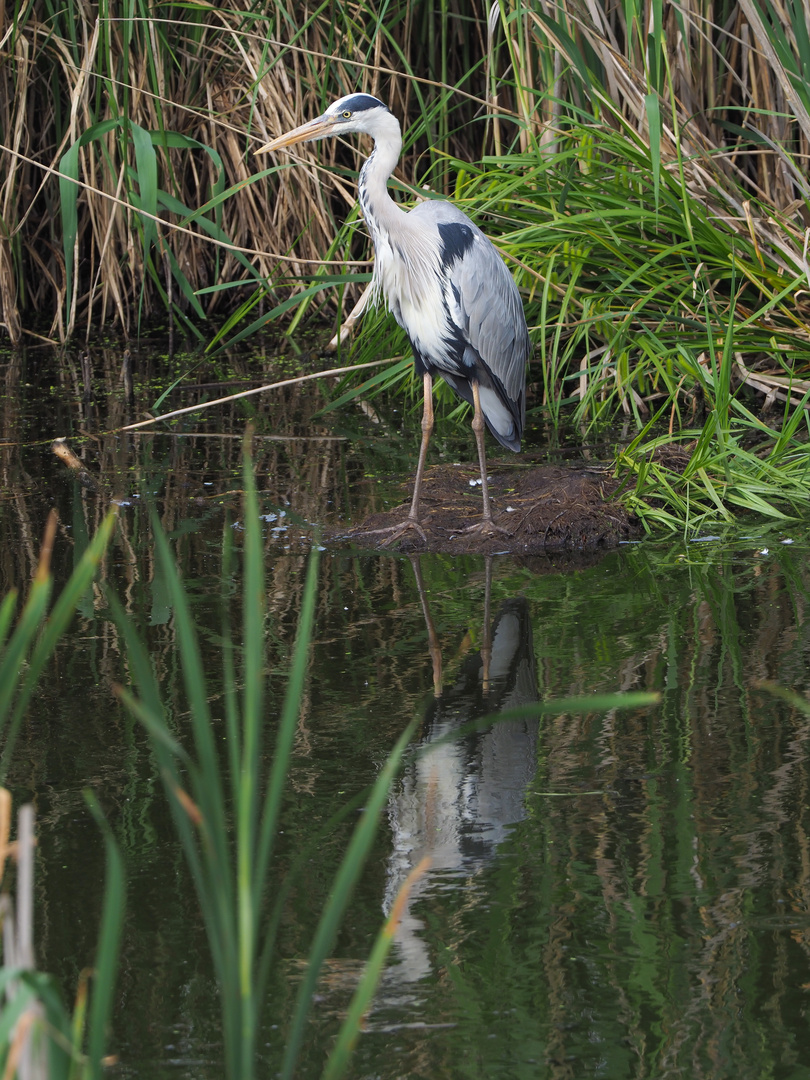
[0,0,808,527]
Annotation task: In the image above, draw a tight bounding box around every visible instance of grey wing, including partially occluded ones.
[419,201,530,443]
[451,222,530,409]
[410,202,530,402]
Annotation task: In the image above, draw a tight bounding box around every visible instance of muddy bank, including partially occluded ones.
[341,461,640,554]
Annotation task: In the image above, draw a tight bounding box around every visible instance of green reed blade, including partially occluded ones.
[108,630,234,1003]
[254,541,320,910]
[0,511,116,779]
[151,522,224,823]
[59,119,120,326]
[206,282,353,353]
[322,856,429,1080]
[254,783,376,1008]
[315,356,412,415]
[130,121,158,249]
[220,513,241,805]
[0,591,17,653]
[83,791,125,1080]
[0,580,49,742]
[235,447,265,1058]
[644,92,661,210]
[148,527,240,1019]
[757,683,810,715]
[280,717,418,1080]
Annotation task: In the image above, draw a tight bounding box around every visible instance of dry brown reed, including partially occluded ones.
[0,1,807,345]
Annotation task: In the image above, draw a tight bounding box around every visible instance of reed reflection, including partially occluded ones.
[381,556,539,993]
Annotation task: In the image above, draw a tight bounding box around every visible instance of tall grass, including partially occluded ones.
[2,0,809,525]
[0,510,122,1079]
[108,447,422,1079]
[2,1,808,347]
[0,510,117,779]
[0,456,420,1078]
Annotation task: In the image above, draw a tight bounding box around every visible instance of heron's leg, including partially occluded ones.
[363,371,432,545]
[465,382,510,536]
[410,554,442,697]
[480,555,493,694]
[405,371,434,522]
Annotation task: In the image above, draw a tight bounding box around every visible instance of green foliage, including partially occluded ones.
[108,448,420,1080]
[4,0,810,526]
[0,511,122,1079]
[83,791,126,1080]
[0,511,117,779]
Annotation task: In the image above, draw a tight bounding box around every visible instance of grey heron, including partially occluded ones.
[256,93,530,541]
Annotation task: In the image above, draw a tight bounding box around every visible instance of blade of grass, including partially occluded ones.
[322,856,432,1080]
[279,717,419,1080]
[0,510,116,780]
[83,791,125,1080]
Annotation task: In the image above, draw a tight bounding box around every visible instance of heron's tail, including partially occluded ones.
[441,367,523,452]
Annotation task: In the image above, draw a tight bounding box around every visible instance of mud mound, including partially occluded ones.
[340,462,640,554]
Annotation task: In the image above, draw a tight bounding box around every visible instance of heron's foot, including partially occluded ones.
[360,516,427,548]
[463,517,511,538]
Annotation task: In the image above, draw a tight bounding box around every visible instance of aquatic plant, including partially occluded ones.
[0,0,804,354]
[0,509,117,779]
[0,510,121,1079]
[0,459,418,1079]
[108,446,421,1080]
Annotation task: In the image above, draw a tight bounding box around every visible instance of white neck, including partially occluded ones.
[355,110,439,315]
[357,112,405,247]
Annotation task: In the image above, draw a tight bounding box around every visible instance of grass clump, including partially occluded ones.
[0,510,122,1080]
[108,446,420,1080]
[2,0,808,527]
[0,461,418,1079]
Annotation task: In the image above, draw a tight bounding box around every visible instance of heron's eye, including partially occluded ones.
[342,110,352,118]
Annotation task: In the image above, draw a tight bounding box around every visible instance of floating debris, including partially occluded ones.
[51,438,101,494]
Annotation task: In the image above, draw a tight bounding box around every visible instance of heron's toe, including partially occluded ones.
[361,516,427,548]
[462,518,511,538]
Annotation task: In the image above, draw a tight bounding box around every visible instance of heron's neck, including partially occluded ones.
[358,119,405,248]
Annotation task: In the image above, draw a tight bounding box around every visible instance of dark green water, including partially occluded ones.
[3,348,810,1079]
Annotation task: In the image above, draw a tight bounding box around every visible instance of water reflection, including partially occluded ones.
[5,348,810,1079]
[0,344,414,599]
[382,557,539,998]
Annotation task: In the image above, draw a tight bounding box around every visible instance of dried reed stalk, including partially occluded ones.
[0,0,807,345]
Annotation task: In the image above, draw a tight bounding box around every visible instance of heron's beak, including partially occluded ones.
[254,114,338,156]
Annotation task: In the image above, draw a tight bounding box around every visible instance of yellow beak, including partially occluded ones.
[254,115,339,156]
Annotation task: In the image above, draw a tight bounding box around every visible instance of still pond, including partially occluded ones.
[2,345,810,1079]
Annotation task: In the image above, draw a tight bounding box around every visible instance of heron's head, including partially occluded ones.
[255,94,399,155]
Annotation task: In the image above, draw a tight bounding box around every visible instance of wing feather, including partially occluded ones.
[410,201,529,445]
[377,199,530,449]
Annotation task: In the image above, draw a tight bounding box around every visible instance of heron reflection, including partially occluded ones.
[381,557,539,992]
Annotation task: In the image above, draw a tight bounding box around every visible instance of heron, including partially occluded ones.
[256,93,530,541]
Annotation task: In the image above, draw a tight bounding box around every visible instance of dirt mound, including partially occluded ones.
[341,461,640,554]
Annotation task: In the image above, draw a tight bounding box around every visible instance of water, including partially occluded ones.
[3,346,810,1079]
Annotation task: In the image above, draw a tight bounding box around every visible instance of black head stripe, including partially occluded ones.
[339,94,387,114]
[437,222,476,268]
